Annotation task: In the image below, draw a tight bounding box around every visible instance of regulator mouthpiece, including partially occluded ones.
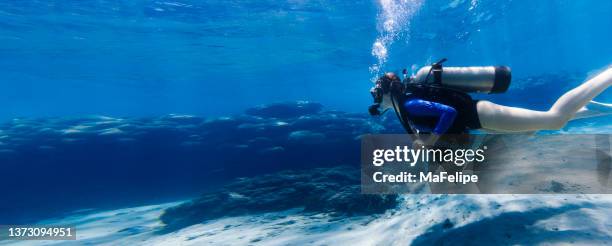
[368,103,382,116]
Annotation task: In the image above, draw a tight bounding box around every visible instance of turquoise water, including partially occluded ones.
[1,0,610,119]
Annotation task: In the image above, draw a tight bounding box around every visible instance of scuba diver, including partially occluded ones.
[369,59,612,146]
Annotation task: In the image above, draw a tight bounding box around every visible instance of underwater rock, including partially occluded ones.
[159,114,203,125]
[245,101,323,118]
[257,146,285,155]
[99,127,124,136]
[159,166,398,231]
[287,130,326,143]
[0,101,403,223]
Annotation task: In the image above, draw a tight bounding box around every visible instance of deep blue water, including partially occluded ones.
[1,0,611,120]
[1,0,612,227]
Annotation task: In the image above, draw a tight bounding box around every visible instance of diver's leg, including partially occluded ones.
[476,101,555,132]
[477,67,612,132]
[573,101,612,120]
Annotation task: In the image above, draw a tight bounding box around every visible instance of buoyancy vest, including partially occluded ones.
[393,84,477,134]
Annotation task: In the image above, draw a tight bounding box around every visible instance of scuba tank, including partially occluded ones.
[411,59,511,94]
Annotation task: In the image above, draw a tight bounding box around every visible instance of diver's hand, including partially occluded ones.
[412,134,440,149]
[412,138,427,149]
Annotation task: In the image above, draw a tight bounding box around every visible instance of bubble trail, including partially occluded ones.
[370,0,423,82]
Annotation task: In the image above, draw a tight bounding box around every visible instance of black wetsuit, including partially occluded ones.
[394,84,482,134]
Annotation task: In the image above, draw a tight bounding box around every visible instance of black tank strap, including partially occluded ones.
[391,95,415,134]
[433,67,442,85]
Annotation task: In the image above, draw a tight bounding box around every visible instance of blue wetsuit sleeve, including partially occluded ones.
[403,99,457,134]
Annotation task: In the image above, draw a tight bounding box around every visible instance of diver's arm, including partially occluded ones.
[404,99,457,146]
